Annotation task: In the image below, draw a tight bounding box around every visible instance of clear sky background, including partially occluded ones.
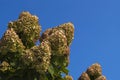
[0,0,120,80]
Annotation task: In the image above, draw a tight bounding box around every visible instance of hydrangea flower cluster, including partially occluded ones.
[78,63,106,80]
[0,11,106,80]
[0,12,74,80]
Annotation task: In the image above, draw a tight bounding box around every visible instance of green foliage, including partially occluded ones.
[0,12,74,80]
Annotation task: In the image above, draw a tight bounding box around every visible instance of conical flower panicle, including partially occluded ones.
[40,22,74,79]
[78,63,106,80]
[0,28,25,55]
[8,12,41,48]
[41,22,74,46]
[40,22,74,56]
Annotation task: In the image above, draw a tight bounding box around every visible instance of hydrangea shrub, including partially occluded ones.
[0,12,106,80]
[0,12,74,80]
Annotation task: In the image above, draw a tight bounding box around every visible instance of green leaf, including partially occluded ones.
[48,64,54,78]
[62,68,69,75]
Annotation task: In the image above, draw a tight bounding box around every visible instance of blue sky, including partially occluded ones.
[0,0,120,80]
